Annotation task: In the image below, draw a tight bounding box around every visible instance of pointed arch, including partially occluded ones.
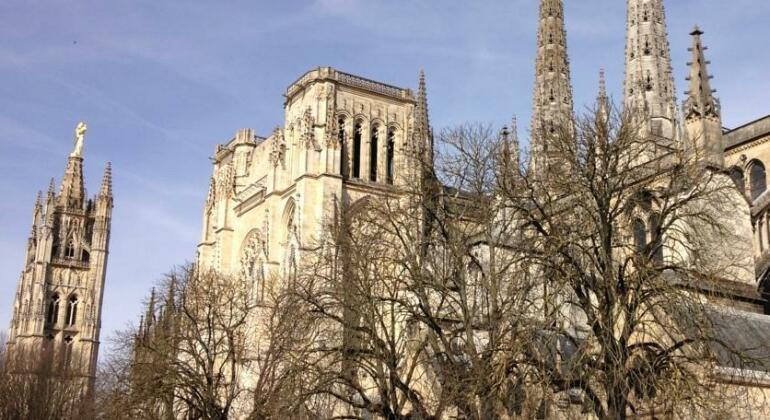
[66,295,79,326]
[370,122,380,182]
[749,160,766,201]
[64,236,76,259]
[240,229,269,303]
[338,115,348,178]
[386,127,396,185]
[47,293,61,325]
[352,120,363,179]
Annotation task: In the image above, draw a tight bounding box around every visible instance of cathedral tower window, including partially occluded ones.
[353,121,363,179]
[386,128,396,185]
[64,238,76,259]
[370,123,380,182]
[66,295,79,326]
[47,294,60,325]
[750,160,767,201]
[338,117,347,177]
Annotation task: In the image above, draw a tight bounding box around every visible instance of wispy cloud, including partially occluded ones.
[0,116,65,154]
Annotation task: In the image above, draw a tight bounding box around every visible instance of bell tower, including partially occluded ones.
[5,122,113,395]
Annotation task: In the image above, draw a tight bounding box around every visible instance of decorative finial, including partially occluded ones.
[691,25,703,36]
[71,122,87,158]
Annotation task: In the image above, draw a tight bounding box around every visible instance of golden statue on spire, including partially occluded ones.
[71,121,87,157]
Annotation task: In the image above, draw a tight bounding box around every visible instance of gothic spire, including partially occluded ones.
[683,26,724,167]
[47,178,56,201]
[415,70,433,168]
[624,0,678,141]
[100,162,113,198]
[146,288,156,331]
[597,68,610,124]
[508,115,521,171]
[683,26,719,121]
[530,0,574,176]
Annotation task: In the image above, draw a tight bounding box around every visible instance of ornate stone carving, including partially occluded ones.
[240,229,266,281]
[215,163,235,201]
[300,107,320,151]
[325,84,339,149]
[269,127,286,167]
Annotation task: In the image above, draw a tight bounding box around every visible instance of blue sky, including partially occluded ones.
[1,0,769,350]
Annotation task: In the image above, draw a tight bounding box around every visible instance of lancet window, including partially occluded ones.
[66,295,78,326]
[370,124,380,182]
[353,121,363,179]
[386,128,396,185]
[47,294,61,325]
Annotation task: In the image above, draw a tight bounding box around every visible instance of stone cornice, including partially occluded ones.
[286,67,414,103]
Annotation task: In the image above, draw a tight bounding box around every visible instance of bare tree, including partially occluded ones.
[288,123,550,419]
[123,265,256,420]
[0,335,94,419]
[502,103,768,419]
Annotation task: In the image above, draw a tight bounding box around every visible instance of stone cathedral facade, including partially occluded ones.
[193,0,770,414]
[5,125,113,394]
[191,0,770,413]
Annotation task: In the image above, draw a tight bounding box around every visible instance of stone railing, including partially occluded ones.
[51,257,89,269]
[286,67,413,101]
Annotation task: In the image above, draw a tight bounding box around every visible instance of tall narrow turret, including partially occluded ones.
[683,26,723,167]
[597,69,610,124]
[415,70,433,171]
[6,122,113,399]
[624,0,678,143]
[530,0,574,177]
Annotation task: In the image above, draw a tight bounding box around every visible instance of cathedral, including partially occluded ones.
[193,0,770,415]
[5,124,113,395]
[7,0,770,417]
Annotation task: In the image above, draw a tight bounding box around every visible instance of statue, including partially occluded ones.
[71,122,87,157]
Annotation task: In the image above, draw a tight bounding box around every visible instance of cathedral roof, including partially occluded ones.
[723,113,770,150]
[709,308,770,374]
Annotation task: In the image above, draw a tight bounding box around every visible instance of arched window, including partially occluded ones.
[283,200,299,288]
[386,128,396,185]
[47,294,60,325]
[730,167,746,194]
[649,213,664,264]
[633,219,647,254]
[370,124,380,182]
[338,117,347,178]
[352,121,363,179]
[66,295,78,326]
[64,238,76,259]
[750,160,767,201]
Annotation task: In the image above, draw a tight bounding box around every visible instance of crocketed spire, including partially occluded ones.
[530,0,574,177]
[624,0,678,142]
[683,26,724,167]
[414,70,433,169]
[100,162,113,198]
[683,26,720,121]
